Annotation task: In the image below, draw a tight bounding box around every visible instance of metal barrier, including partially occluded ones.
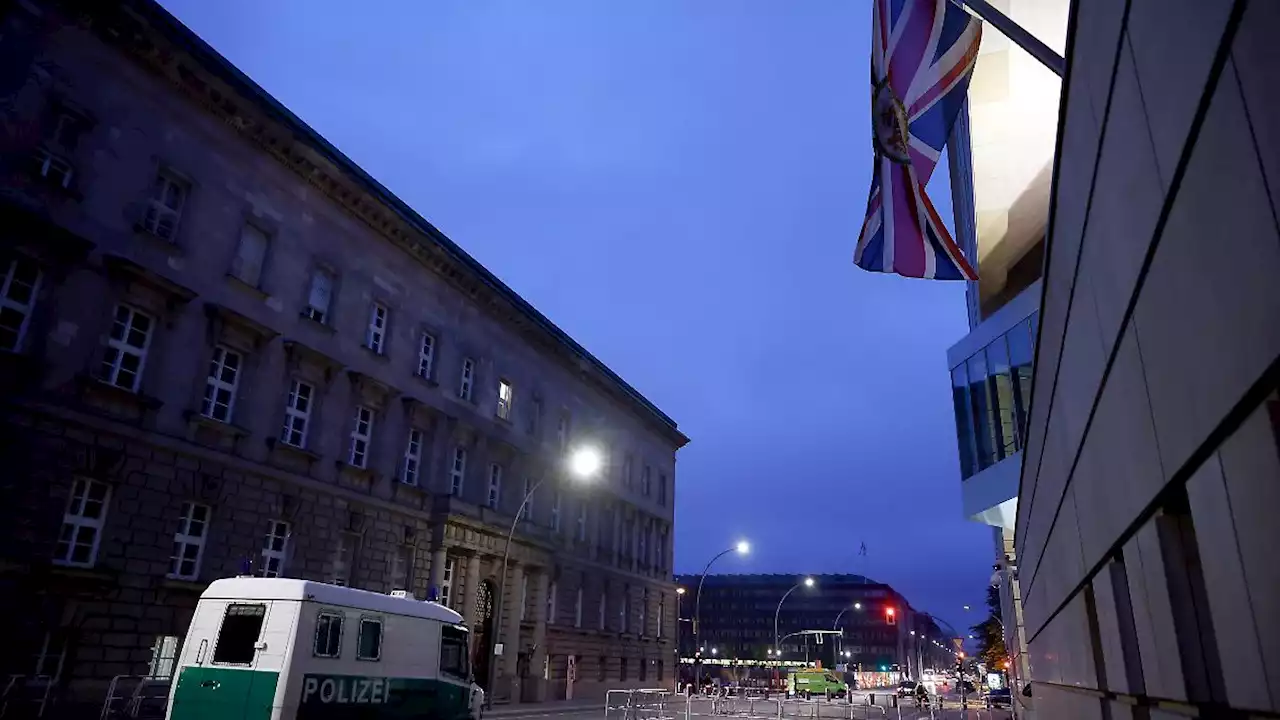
[605,688,679,720]
[1,674,54,718]
[99,675,172,719]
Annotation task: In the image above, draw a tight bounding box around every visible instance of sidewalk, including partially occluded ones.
[485,698,605,717]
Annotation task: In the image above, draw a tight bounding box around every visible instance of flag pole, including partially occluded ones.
[952,0,1065,78]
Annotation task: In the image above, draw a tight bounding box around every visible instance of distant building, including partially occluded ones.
[0,0,686,715]
[671,574,951,680]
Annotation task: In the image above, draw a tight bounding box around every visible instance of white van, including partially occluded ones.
[165,577,484,720]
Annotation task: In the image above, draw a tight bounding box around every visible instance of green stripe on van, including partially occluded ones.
[170,666,279,720]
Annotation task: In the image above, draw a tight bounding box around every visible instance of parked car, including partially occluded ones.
[896,681,918,698]
[984,688,1012,707]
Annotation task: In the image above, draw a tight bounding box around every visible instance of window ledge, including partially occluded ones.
[224,273,269,300]
[336,460,377,482]
[131,224,185,255]
[299,313,336,335]
[360,345,389,362]
[411,372,439,389]
[49,564,117,583]
[183,409,251,438]
[75,373,164,411]
[265,436,322,463]
[161,577,206,592]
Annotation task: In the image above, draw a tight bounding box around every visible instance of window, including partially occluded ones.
[32,147,73,189]
[642,465,652,496]
[576,502,587,542]
[657,660,664,682]
[621,456,632,488]
[260,520,290,577]
[658,473,668,506]
[440,624,470,679]
[640,589,648,636]
[637,525,647,566]
[99,304,152,391]
[201,346,242,423]
[620,657,628,681]
[389,546,412,591]
[520,477,534,522]
[557,412,570,449]
[365,303,388,354]
[314,612,343,658]
[487,463,502,509]
[520,573,529,622]
[303,268,335,324]
[621,586,631,633]
[658,594,665,638]
[598,592,607,630]
[497,379,513,420]
[458,357,475,401]
[417,332,436,378]
[332,534,355,587]
[141,169,188,242]
[599,656,608,682]
[348,405,374,468]
[527,397,542,436]
[550,490,561,532]
[440,557,456,608]
[639,656,647,682]
[450,446,466,497]
[0,257,41,352]
[169,502,210,580]
[280,380,314,448]
[401,429,423,485]
[547,581,557,624]
[212,604,265,665]
[230,224,269,287]
[54,477,110,567]
[146,635,179,679]
[357,617,383,661]
[574,587,583,628]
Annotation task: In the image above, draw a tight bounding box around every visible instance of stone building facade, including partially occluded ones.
[0,1,686,716]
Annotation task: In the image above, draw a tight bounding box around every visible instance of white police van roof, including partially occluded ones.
[202,577,465,625]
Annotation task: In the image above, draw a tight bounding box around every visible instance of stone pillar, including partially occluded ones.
[463,553,482,629]
[531,569,550,702]
[429,547,447,600]
[501,561,523,702]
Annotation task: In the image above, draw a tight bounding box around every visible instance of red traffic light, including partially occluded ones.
[885,607,897,625]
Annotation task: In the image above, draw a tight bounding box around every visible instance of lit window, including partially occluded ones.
[401,429,423,485]
[450,446,467,497]
[458,357,475,401]
[230,225,269,287]
[332,534,355,587]
[365,303,388,354]
[53,478,110,568]
[417,332,435,378]
[497,379,514,420]
[389,545,413,592]
[169,502,210,580]
[0,257,42,352]
[99,304,152,391]
[303,268,335,324]
[140,169,187,242]
[487,463,502,509]
[280,380,314,448]
[260,520,290,577]
[348,406,374,468]
[201,346,241,423]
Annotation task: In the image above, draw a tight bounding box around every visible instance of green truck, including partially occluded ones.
[787,668,849,699]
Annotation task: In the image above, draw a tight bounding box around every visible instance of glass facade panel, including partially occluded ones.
[952,365,977,479]
[950,312,1039,479]
[967,352,998,471]
[985,337,1017,459]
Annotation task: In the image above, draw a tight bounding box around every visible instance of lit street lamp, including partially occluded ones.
[831,601,865,665]
[488,445,601,701]
[694,541,750,689]
[773,577,815,654]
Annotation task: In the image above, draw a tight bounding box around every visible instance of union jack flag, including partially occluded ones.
[854,0,982,280]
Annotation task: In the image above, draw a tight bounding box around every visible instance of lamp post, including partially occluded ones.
[693,541,750,691]
[486,445,601,703]
[773,577,815,655]
[831,601,863,667]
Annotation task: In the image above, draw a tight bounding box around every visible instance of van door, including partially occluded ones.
[170,601,277,720]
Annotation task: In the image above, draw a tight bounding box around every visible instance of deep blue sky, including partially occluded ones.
[160,0,992,633]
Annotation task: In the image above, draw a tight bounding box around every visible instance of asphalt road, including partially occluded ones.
[487,694,1013,720]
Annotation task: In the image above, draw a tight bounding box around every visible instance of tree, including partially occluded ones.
[970,585,1008,670]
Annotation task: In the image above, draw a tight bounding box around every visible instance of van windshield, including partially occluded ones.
[440,625,470,680]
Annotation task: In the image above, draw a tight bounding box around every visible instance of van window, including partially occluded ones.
[357,617,382,661]
[314,612,343,658]
[212,604,266,665]
[440,624,469,679]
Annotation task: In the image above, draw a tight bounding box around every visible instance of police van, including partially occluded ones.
[165,577,484,720]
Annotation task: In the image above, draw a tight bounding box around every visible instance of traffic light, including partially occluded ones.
[885,606,897,626]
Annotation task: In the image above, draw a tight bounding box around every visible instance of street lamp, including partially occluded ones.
[773,577,816,653]
[693,541,750,689]
[832,600,865,665]
[488,445,600,700]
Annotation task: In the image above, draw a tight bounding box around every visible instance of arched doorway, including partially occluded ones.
[473,580,495,690]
